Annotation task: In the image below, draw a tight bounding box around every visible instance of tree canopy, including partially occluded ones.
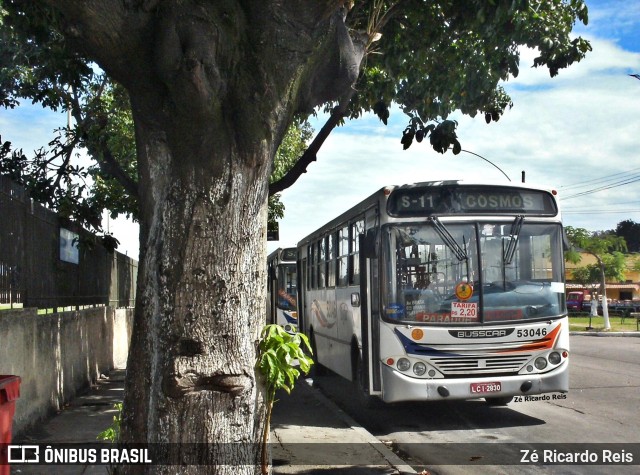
[2,0,592,201]
[270,0,591,192]
[565,221,640,287]
[613,220,640,253]
[0,3,139,238]
[0,11,311,243]
[565,225,627,327]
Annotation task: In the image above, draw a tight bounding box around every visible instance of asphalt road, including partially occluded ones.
[311,334,640,475]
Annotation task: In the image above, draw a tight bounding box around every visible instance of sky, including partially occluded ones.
[1,0,639,261]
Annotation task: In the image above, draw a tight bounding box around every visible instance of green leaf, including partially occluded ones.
[256,324,315,405]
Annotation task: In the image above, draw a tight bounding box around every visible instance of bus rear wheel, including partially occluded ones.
[309,332,327,377]
[485,396,513,406]
[353,351,382,409]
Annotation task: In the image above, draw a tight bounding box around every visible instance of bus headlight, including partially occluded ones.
[534,357,548,370]
[413,362,427,376]
[397,358,411,372]
[548,351,561,365]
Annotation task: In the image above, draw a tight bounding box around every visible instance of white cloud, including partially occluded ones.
[585,0,640,41]
[513,37,639,87]
[0,104,67,152]
[272,33,640,251]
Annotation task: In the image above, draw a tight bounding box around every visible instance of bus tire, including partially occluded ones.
[485,396,513,406]
[353,350,382,409]
[309,331,327,377]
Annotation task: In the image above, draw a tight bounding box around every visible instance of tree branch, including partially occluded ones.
[67,79,140,200]
[95,144,139,199]
[269,90,354,196]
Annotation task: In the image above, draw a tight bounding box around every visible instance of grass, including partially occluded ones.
[1,304,99,314]
[568,314,639,332]
[0,303,23,310]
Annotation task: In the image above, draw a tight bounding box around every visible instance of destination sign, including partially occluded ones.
[281,247,297,261]
[387,185,557,217]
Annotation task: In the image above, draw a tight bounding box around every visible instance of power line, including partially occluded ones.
[560,175,640,200]
[563,209,640,215]
[560,167,640,190]
[564,200,640,211]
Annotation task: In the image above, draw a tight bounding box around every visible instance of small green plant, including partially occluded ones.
[97,402,123,442]
[97,402,122,474]
[256,324,313,475]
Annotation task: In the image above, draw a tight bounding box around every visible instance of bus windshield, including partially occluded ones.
[381,221,565,324]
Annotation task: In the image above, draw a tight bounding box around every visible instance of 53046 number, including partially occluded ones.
[517,328,547,338]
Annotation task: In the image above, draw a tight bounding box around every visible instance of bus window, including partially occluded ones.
[349,220,364,285]
[310,243,317,289]
[318,239,326,289]
[381,221,565,323]
[338,226,349,286]
[382,224,476,322]
[478,223,564,321]
[328,233,337,288]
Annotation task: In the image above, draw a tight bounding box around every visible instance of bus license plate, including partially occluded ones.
[470,382,501,394]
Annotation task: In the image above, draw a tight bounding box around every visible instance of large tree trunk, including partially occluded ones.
[37,1,366,473]
[118,94,271,474]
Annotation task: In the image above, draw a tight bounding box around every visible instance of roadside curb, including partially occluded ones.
[570,331,640,337]
[300,378,417,475]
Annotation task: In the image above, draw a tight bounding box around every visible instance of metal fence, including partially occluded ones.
[0,175,137,310]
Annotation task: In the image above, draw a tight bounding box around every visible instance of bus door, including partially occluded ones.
[267,262,276,325]
[359,232,382,397]
[298,258,307,333]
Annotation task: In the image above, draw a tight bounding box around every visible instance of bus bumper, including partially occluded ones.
[379,362,569,403]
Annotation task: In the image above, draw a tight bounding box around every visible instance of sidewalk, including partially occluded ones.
[9,370,415,475]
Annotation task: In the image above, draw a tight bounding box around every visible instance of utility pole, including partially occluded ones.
[597,256,611,330]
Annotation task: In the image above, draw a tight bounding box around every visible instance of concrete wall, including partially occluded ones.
[0,306,133,436]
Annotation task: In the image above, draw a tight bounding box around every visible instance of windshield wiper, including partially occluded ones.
[429,217,468,262]
[503,215,524,265]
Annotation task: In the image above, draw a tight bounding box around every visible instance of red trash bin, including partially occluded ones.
[0,375,21,475]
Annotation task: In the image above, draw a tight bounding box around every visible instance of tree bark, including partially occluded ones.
[120,103,270,473]
[35,1,365,473]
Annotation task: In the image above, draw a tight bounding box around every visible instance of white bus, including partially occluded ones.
[297,181,569,405]
[267,247,298,330]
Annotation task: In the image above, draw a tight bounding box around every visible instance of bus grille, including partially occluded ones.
[430,354,532,375]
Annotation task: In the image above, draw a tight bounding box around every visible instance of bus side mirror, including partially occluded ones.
[362,229,378,258]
